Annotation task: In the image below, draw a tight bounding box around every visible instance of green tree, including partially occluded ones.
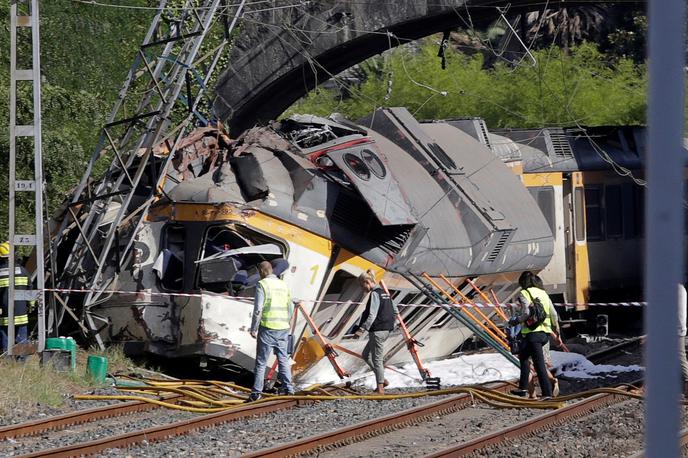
[0,1,153,238]
[286,40,648,129]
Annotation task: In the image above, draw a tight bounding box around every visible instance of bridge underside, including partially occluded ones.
[213,0,641,135]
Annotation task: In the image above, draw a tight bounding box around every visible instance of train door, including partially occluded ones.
[291,248,380,376]
[524,173,567,297]
[566,172,591,307]
[306,248,381,338]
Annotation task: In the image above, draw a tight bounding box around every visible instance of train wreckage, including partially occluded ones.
[50,107,553,381]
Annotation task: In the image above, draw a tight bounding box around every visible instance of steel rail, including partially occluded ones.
[17,393,325,458]
[241,382,511,458]
[0,395,183,440]
[425,388,639,457]
[586,337,644,364]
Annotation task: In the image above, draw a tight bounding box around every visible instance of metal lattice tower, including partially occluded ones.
[8,0,46,355]
[51,0,246,347]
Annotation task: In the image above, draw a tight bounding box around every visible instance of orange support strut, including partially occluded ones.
[380,280,432,380]
[291,303,350,379]
[439,274,506,340]
[422,274,510,350]
[489,289,510,322]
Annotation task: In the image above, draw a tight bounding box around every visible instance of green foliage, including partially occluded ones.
[604,11,647,63]
[0,4,654,241]
[0,1,153,238]
[286,40,648,129]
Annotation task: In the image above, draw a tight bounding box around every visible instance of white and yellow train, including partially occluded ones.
[487,125,652,309]
[52,108,554,381]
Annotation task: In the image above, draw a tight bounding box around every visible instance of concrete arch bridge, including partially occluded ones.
[213,0,643,135]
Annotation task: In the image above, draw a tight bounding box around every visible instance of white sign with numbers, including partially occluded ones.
[13,235,36,246]
[15,181,36,191]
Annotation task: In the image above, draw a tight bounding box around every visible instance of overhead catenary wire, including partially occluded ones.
[68,0,642,12]
[72,0,653,197]
[70,0,296,12]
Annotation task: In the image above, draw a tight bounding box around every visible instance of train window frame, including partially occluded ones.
[194,223,289,293]
[604,185,623,239]
[633,185,645,237]
[325,269,366,339]
[404,296,436,327]
[399,293,424,321]
[430,310,454,329]
[528,186,556,240]
[343,153,371,181]
[159,224,186,292]
[360,149,387,179]
[584,186,604,241]
[622,183,637,239]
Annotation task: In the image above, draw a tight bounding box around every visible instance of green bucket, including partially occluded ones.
[46,337,66,350]
[64,338,77,371]
[86,355,108,383]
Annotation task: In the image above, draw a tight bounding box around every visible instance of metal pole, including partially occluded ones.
[32,0,46,353]
[645,0,686,456]
[7,1,17,356]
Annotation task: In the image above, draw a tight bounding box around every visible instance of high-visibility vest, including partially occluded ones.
[259,277,292,330]
[520,287,553,335]
[0,266,29,326]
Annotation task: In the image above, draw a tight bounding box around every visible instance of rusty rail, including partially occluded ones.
[17,394,322,458]
[0,395,182,440]
[425,388,639,457]
[241,382,511,458]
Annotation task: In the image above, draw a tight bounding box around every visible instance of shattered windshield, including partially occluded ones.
[195,224,288,294]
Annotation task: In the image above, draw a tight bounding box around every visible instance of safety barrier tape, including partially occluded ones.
[38,287,647,308]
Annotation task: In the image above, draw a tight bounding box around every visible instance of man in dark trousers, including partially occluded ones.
[0,241,30,354]
[353,269,399,395]
[509,271,554,398]
[248,261,297,401]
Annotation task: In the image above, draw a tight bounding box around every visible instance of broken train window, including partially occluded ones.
[360,149,386,179]
[158,224,185,291]
[195,224,288,294]
[343,153,371,181]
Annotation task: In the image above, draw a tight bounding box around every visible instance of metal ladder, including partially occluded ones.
[8,0,46,355]
[50,0,247,346]
[402,272,520,367]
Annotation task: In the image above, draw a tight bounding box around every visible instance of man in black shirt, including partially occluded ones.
[353,269,399,394]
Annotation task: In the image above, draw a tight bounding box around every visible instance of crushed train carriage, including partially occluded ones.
[50,107,553,380]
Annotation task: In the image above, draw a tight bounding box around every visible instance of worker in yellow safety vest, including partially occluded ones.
[508,271,554,398]
[248,260,299,402]
[0,241,30,353]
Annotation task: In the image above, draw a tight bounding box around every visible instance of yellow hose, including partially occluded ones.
[73,377,655,414]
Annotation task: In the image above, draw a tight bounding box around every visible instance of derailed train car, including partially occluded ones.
[486,125,667,307]
[57,107,553,381]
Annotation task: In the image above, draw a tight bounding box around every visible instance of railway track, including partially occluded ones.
[240,382,512,458]
[9,386,354,458]
[585,337,644,364]
[242,381,642,458]
[424,386,641,457]
[2,342,645,457]
[0,394,183,440]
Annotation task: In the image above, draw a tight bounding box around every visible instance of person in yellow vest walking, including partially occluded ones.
[248,261,298,402]
[509,271,554,398]
[0,242,30,354]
